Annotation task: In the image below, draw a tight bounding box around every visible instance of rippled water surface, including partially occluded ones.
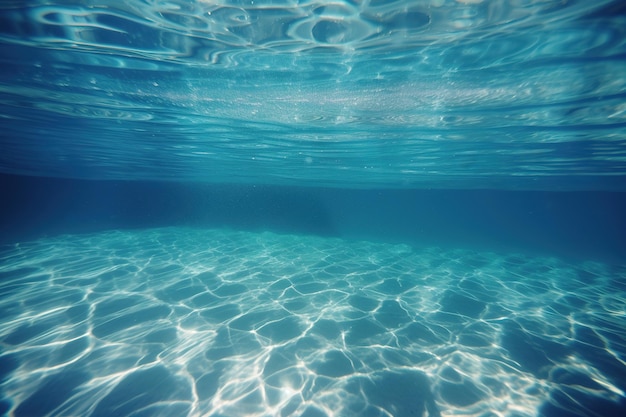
[1,0,625,188]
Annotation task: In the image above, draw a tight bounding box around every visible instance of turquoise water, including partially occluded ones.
[1,1,626,416]
[1,227,624,417]
[1,0,625,189]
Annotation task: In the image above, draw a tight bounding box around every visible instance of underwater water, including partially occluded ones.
[1,1,626,416]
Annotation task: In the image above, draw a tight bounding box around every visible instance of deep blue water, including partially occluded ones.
[1,1,626,417]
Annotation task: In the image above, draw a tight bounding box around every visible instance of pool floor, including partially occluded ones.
[1,227,625,416]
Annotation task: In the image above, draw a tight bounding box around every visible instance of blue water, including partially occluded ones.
[1,1,626,416]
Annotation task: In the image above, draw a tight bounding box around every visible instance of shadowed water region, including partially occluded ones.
[1,227,625,416]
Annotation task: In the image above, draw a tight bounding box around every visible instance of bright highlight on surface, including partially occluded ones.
[1,227,624,416]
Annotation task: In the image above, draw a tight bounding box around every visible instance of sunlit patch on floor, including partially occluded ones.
[1,227,625,416]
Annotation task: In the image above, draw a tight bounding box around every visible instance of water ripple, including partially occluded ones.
[0,1,625,188]
[1,0,619,66]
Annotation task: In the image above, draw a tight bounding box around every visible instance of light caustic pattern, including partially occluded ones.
[1,227,625,416]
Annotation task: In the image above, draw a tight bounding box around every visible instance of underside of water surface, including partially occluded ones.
[0,0,625,189]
